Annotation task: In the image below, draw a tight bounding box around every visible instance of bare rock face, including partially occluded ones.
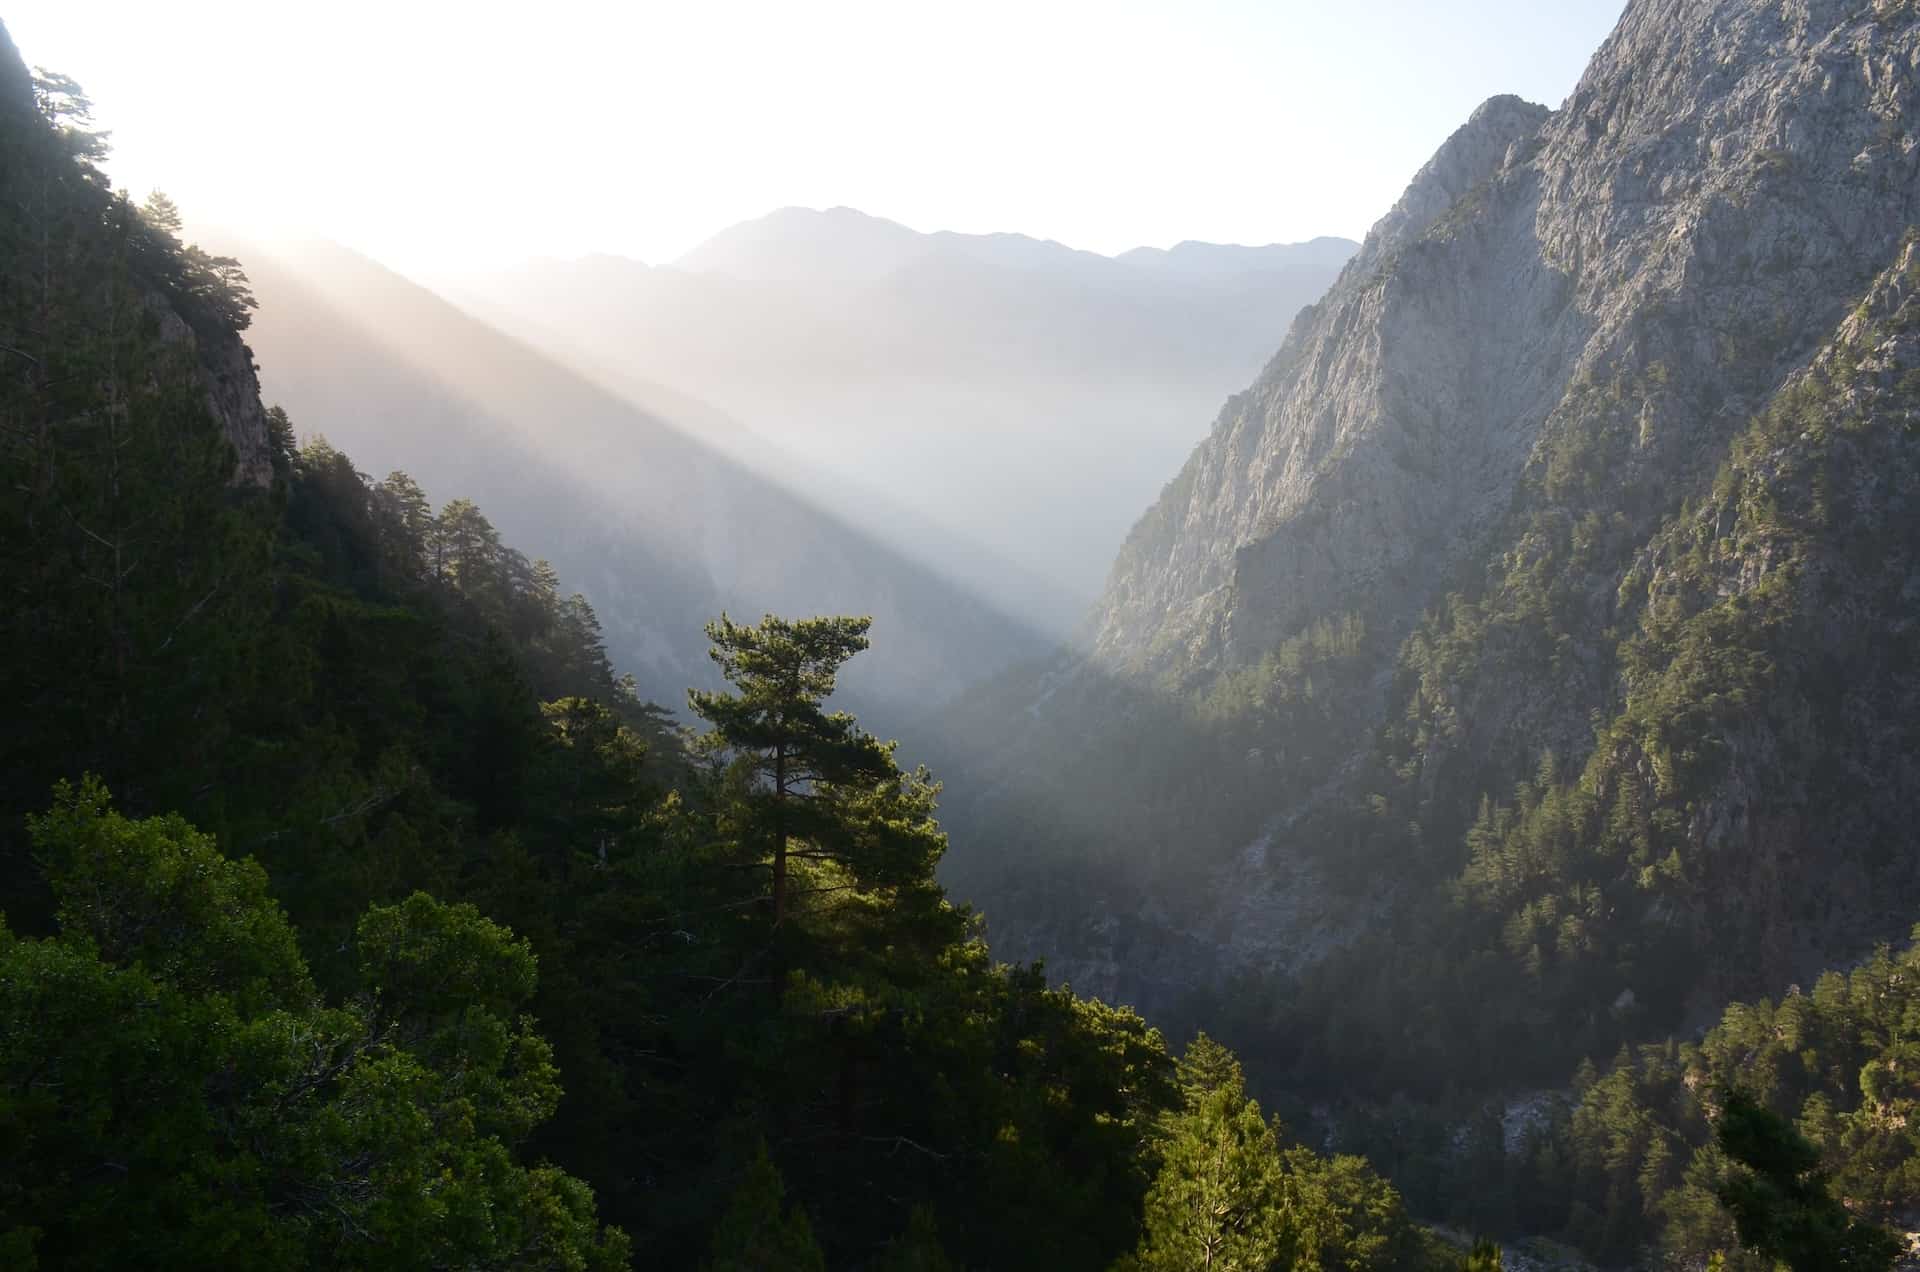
[147,292,274,489]
[1091,0,1920,683]
[201,330,274,490]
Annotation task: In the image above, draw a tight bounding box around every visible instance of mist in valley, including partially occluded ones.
[437,208,1355,615]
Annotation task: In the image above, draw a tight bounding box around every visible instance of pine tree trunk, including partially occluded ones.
[772,741,788,927]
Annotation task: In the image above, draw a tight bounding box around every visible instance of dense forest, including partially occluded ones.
[4,9,1916,1272]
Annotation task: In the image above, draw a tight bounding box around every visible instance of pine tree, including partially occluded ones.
[373,469,434,579]
[140,189,183,239]
[1176,1032,1245,1102]
[1131,1036,1290,1271]
[29,66,108,168]
[437,496,502,597]
[688,613,944,931]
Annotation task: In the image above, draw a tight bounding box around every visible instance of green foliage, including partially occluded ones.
[1512,931,1920,1266]
[1278,1147,1422,1271]
[1126,1034,1422,1272]
[690,612,947,931]
[1130,1049,1290,1271]
[131,187,258,332]
[0,788,629,1269]
[1714,1089,1901,1272]
[1458,1237,1503,1271]
[29,66,108,168]
[30,776,312,1013]
[1177,1031,1248,1100]
[41,28,1920,1271]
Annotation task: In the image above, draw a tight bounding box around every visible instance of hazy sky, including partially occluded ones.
[8,0,1625,276]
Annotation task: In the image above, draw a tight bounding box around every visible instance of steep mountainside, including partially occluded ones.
[1096,0,1920,679]
[941,0,1920,1099]
[678,204,1355,285]
[0,20,284,830]
[445,208,1357,603]
[230,239,1048,714]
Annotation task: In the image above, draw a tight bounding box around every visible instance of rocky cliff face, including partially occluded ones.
[1092,0,1920,684]
[147,293,274,488]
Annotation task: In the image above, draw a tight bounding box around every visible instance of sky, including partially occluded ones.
[6,0,1626,277]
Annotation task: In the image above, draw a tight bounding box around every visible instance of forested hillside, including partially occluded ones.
[0,21,1485,1271]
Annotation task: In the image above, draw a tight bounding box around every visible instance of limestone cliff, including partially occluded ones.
[147,292,274,488]
[1093,0,1920,684]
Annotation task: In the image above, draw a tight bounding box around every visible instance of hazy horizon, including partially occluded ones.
[8,0,1625,279]
[453,205,1363,275]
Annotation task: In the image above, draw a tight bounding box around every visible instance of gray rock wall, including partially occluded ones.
[1091,0,1920,684]
[148,292,273,489]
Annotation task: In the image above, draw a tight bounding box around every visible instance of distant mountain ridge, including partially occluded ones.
[672,204,1355,286]
[1115,236,1361,277]
[448,209,1357,604]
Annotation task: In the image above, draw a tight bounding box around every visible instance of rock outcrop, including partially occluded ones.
[147,292,274,488]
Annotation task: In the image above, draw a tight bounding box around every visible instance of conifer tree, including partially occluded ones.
[373,469,434,578]
[1129,1034,1290,1271]
[140,188,183,239]
[438,496,502,596]
[1177,1031,1246,1101]
[29,66,108,168]
[688,613,944,930]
